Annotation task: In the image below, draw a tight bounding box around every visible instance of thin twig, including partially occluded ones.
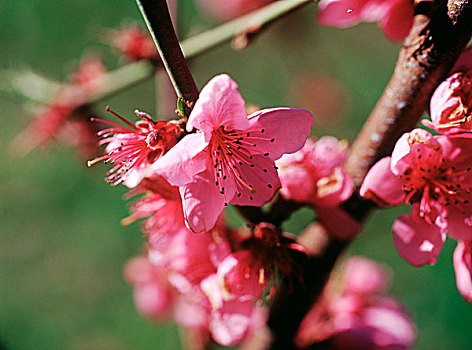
[136,0,199,107]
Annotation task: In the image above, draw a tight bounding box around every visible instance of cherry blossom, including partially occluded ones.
[89,108,183,187]
[296,257,416,349]
[276,137,357,239]
[317,0,414,42]
[152,74,313,232]
[453,241,472,304]
[361,129,472,266]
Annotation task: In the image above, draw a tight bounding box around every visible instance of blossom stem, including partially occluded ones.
[135,0,199,107]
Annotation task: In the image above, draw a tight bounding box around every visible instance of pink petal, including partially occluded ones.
[378,0,414,42]
[310,136,349,177]
[278,164,314,203]
[392,207,446,266]
[209,300,254,346]
[453,241,472,304]
[444,206,472,241]
[343,257,390,295]
[174,297,210,330]
[313,167,353,207]
[187,74,249,138]
[360,157,406,207]
[180,169,233,232]
[317,0,365,28]
[437,135,472,170]
[247,107,314,160]
[390,132,412,175]
[151,133,209,186]
[229,154,280,206]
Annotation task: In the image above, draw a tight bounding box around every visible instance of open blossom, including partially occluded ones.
[88,108,183,187]
[454,241,472,304]
[297,257,416,349]
[152,74,313,232]
[361,129,472,266]
[195,0,272,21]
[423,48,472,134]
[317,0,414,42]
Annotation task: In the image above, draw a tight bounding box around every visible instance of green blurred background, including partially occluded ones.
[1,1,471,349]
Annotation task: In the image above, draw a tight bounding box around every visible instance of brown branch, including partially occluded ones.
[266,0,472,348]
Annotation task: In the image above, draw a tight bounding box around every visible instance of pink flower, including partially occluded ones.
[276,137,356,239]
[200,250,268,346]
[342,257,390,296]
[361,129,472,266]
[453,241,472,304]
[124,256,175,321]
[121,175,186,240]
[296,257,416,349]
[208,301,267,346]
[424,52,472,134]
[153,74,313,232]
[89,107,183,186]
[317,0,414,42]
[277,137,352,206]
[11,57,106,157]
[109,25,156,61]
[195,0,272,21]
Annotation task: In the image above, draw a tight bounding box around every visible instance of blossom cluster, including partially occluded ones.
[11,56,107,158]
[361,48,472,303]
[89,74,324,345]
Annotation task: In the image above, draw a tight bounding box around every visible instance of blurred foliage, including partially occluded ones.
[1,0,471,349]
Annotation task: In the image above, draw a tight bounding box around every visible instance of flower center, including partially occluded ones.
[209,126,275,204]
[400,148,472,221]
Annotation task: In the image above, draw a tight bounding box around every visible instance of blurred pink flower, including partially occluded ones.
[361,129,472,266]
[121,175,186,240]
[317,0,414,41]
[297,256,416,349]
[89,108,183,186]
[453,241,472,304]
[124,256,175,321]
[109,25,156,61]
[277,137,352,206]
[195,0,272,21]
[11,56,106,158]
[153,74,313,232]
[277,137,356,239]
